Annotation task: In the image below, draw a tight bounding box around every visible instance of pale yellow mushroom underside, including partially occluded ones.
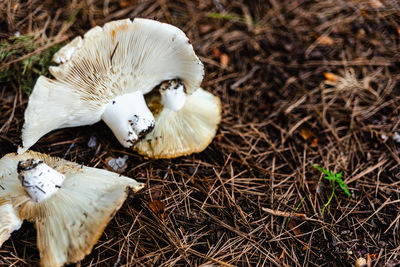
[135,88,222,159]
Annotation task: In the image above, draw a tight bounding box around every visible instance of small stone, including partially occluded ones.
[87,136,97,148]
[107,155,128,172]
[393,131,400,143]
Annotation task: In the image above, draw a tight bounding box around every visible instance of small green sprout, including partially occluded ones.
[313,165,350,216]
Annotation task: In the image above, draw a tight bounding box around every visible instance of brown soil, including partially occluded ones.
[1,0,399,266]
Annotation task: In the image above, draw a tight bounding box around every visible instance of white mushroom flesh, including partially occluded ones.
[101,91,155,148]
[159,79,187,111]
[17,159,65,203]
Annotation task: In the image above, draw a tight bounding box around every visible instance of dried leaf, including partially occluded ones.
[324,72,339,82]
[279,249,285,259]
[212,47,221,57]
[220,53,229,68]
[299,128,319,147]
[361,9,369,17]
[310,138,319,147]
[317,35,334,45]
[120,0,135,7]
[148,200,166,221]
[299,128,315,140]
[366,253,372,267]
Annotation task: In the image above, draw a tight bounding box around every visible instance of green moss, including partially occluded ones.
[0,34,63,95]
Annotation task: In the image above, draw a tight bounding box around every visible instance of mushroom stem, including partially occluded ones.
[101,91,155,148]
[17,159,65,203]
[159,79,187,111]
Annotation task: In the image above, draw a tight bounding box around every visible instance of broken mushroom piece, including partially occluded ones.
[133,81,221,159]
[19,18,204,153]
[0,151,144,267]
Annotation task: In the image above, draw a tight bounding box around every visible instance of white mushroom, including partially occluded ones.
[0,151,144,267]
[134,83,221,159]
[19,18,204,153]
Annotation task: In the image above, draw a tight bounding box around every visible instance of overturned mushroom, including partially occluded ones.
[19,18,205,153]
[134,80,221,158]
[0,151,144,267]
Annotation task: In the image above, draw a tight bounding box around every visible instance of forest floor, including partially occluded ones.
[0,0,399,266]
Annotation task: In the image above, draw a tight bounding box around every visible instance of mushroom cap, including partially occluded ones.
[0,151,144,267]
[134,88,221,159]
[20,18,204,153]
